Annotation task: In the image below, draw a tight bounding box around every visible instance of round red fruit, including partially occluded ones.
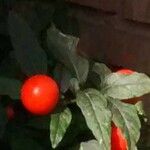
[111,123,127,150]
[21,75,59,115]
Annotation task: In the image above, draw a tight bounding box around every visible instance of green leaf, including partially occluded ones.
[102,72,150,99]
[88,63,111,89]
[87,71,101,89]
[79,140,100,150]
[0,77,22,99]
[8,11,48,76]
[109,98,141,150]
[54,64,72,93]
[93,63,111,81]
[135,101,146,116]
[47,25,89,83]
[76,89,111,150]
[50,107,72,148]
[69,78,80,94]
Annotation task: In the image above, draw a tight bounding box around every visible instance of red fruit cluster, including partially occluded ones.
[21,75,59,115]
[111,123,127,150]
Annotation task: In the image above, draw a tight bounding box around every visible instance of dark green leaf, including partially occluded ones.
[57,105,90,148]
[88,63,111,89]
[47,25,89,83]
[76,89,111,150]
[109,98,141,150]
[93,63,111,82]
[87,71,101,89]
[8,11,48,76]
[69,78,80,94]
[50,107,72,148]
[54,64,72,93]
[0,77,22,99]
[79,140,100,150]
[102,73,150,99]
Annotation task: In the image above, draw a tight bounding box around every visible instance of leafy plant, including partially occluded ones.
[0,1,150,150]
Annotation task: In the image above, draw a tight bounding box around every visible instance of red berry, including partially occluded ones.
[111,123,127,150]
[21,75,59,115]
[6,105,15,120]
[117,69,134,75]
[116,69,140,104]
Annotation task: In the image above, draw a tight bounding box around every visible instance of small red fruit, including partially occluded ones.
[117,69,134,75]
[111,123,127,150]
[21,75,59,115]
[6,105,15,120]
[116,69,140,104]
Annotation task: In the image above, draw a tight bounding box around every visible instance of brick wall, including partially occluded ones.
[69,0,118,12]
[69,0,150,75]
[70,0,150,21]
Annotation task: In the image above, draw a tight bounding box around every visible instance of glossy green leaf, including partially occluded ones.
[76,89,111,150]
[0,77,22,99]
[50,107,72,148]
[109,98,141,150]
[47,25,89,83]
[79,140,100,150]
[102,72,150,99]
[8,11,48,76]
